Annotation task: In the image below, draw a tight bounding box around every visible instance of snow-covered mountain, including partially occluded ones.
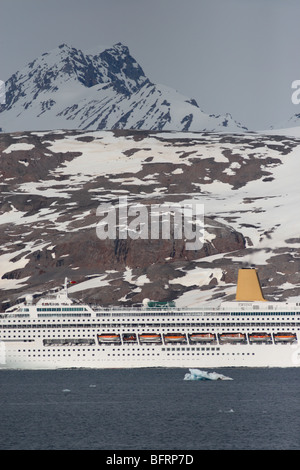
[0,43,247,133]
[268,114,300,137]
[1,128,300,308]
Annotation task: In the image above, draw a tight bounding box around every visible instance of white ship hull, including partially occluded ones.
[1,341,300,370]
[1,269,300,370]
[1,310,300,370]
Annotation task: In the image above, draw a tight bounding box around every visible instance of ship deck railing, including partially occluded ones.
[91,306,300,316]
[3,305,300,319]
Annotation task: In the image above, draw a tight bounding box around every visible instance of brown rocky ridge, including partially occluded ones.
[0,128,300,309]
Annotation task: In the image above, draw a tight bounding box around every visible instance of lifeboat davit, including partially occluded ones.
[122,334,137,343]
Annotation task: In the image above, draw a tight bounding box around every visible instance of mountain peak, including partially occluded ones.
[58,43,70,49]
[41,43,80,59]
[111,42,130,53]
[0,43,247,133]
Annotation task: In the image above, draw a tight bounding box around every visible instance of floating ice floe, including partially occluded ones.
[184,368,233,381]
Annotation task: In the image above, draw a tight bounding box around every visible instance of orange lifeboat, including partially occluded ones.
[273,333,297,343]
[97,334,121,344]
[164,333,187,344]
[219,333,246,343]
[248,333,272,343]
[139,334,162,344]
[189,333,216,343]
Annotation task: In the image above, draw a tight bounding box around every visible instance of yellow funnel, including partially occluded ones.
[235,268,266,302]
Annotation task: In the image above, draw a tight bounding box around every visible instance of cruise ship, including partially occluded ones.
[1,268,300,369]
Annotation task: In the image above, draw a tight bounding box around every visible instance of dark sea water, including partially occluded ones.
[0,367,299,451]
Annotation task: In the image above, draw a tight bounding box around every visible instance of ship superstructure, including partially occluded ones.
[1,269,300,369]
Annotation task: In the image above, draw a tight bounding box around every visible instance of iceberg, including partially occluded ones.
[183,368,233,381]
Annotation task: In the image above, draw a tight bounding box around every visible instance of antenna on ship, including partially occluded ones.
[64,277,68,295]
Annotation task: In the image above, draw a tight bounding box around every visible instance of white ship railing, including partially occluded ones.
[2,302,300,319]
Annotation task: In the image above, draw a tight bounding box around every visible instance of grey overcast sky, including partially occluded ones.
[1,0,300,130]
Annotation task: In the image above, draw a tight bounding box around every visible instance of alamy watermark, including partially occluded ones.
[291,80,300,104]
[96,196,204,250]
[0,80,5,104]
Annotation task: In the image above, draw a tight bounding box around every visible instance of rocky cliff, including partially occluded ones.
[1,128,300,308]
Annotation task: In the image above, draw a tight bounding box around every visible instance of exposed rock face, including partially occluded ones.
[1,128,300,308]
